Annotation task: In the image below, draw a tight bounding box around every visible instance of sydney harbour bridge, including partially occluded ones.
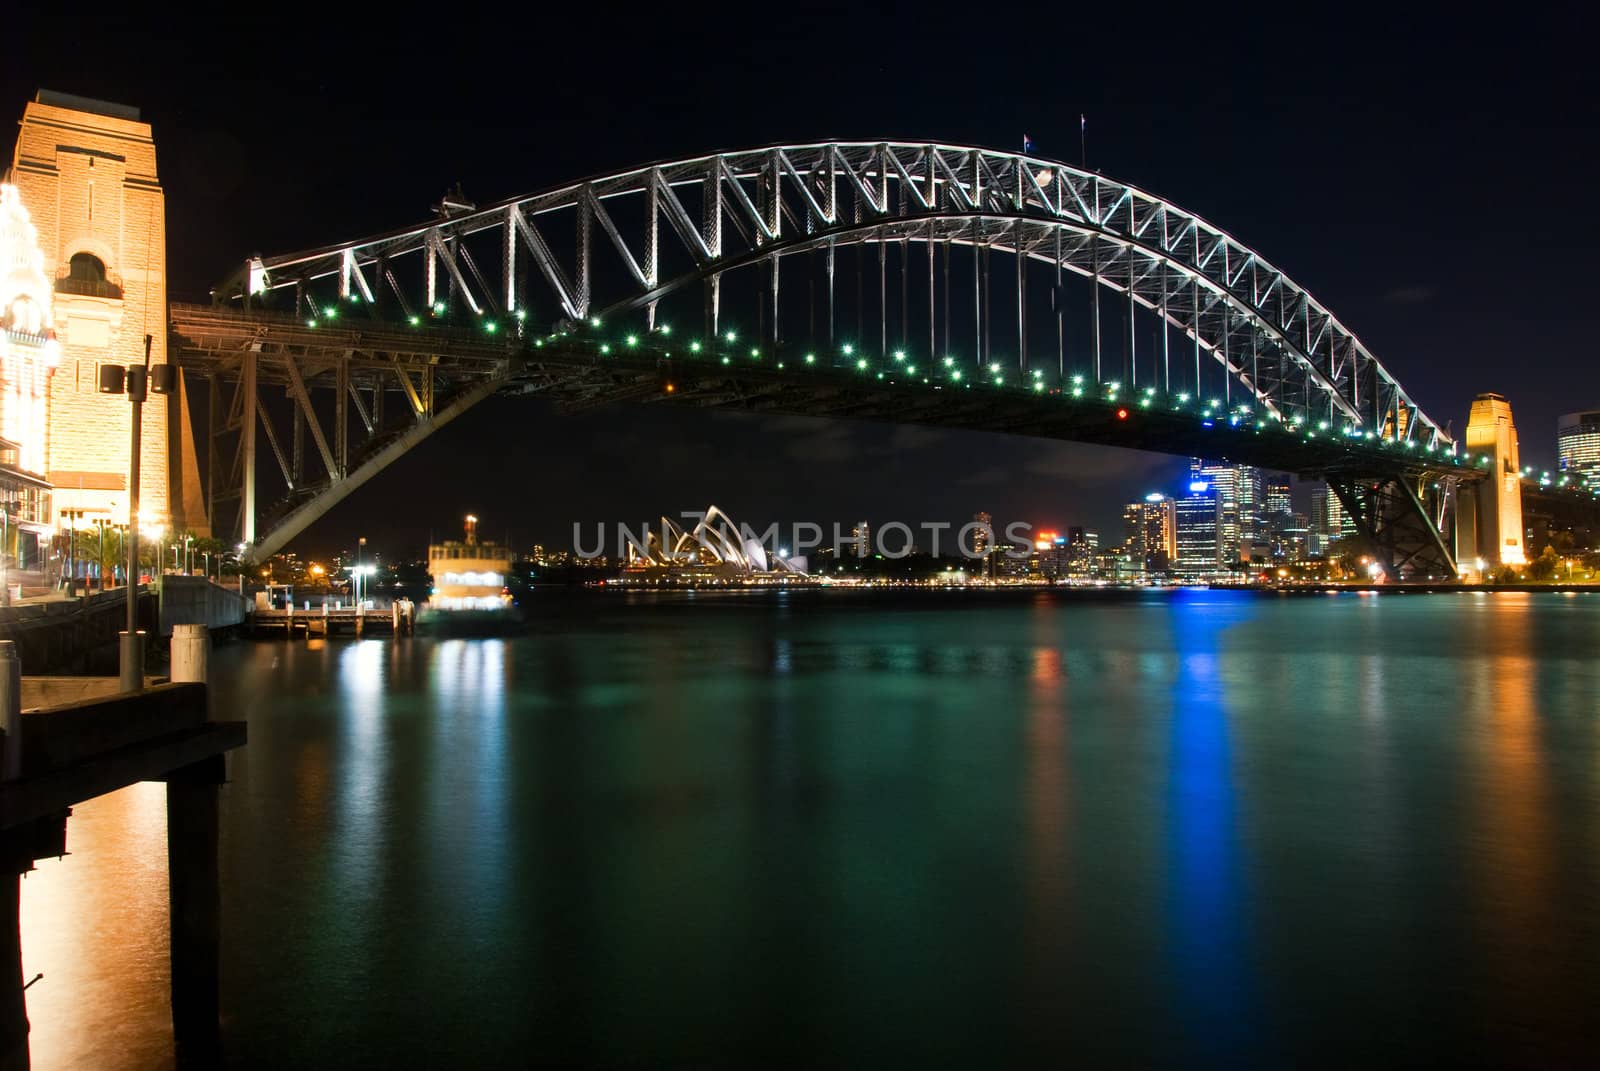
[166,141,1561,577]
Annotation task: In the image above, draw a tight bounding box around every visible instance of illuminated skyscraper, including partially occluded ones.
[1557,410,1600,489]
[1066,527,1096,577]
[971,511,992,556]
[1189,459,1263,564]
[1264,474,1292,558]
[1122,494,1176,575]
[1309,483,1357,556]
[1175,481,1222,576]
[851,520,870,557]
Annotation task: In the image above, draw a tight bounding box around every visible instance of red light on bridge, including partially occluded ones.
[1116,407,1128,420]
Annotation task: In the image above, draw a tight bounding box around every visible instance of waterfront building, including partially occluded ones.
[971,511,992,555]
[1308,483,1357,556]
[0,434,51,576]
[1066,527,1097,577]
[1174,481,1223,577]
[971,510,993,576]
[1557,410,1600,489]
[1265,474,1291,521]
[1031,530,1071,579]
[1122,494,1176,576]
[992,543,1032,579]
[1261,474,1295,560]
[851,520,870,557]
[1282,512,1311,562]
[1190,460,1263,565]
[623,505,807,582]
[1098,547,1142,584]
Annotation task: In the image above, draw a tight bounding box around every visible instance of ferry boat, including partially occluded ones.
[418,514,521,634]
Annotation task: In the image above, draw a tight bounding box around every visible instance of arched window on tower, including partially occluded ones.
[58,253,121,299]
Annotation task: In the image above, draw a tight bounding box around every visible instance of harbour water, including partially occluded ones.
[19,589,1600,1067]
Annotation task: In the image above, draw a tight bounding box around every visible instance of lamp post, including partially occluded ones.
[98,335,176,692]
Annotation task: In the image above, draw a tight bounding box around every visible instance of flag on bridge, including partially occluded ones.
[1023,134,1035,154]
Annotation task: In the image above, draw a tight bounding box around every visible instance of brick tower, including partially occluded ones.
[6,90,203,536]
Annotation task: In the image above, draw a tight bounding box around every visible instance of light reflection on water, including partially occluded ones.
[20,782,172,1071]
[14,590,1600,1069]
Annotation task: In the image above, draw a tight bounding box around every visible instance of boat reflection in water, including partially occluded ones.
[418,513,521,635]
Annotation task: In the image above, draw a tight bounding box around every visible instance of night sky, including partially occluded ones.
[8,8,1598,558]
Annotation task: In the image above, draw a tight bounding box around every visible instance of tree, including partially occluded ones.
[1324,534,1375,580]
[1525,545,1559,582]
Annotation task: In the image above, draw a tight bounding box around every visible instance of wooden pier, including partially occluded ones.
[249,600,415,639]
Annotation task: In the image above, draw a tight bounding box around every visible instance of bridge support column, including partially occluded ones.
[1329,474,1457,581]
[240,350,257,547]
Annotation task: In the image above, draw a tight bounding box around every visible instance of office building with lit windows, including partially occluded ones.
[1122,494,1176,575]
[1174,481,1223,577]
[1189,460,1263,566]
[1557,410,1600,489]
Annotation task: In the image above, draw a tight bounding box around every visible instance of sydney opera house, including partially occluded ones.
[620,506,810,584]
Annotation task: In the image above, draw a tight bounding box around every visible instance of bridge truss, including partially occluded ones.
[176,142,1466,575]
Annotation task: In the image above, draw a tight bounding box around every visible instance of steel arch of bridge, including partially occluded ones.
[224,142,1449,450]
